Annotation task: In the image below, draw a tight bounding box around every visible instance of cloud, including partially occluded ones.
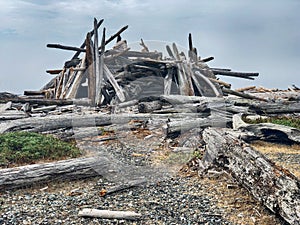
[0,0,299,93]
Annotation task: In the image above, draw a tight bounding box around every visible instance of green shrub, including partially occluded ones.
[0,132,81,167]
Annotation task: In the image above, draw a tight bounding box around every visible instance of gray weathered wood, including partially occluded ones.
[232,114,300,144]
[65,55,87,99]
[86,32,96,105]
[94,19,102,106]
[201,128,300,225]
[138,101,162,113]
[78,208,141,220]
[0,156,109,190]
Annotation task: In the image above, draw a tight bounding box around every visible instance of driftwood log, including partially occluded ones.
[0,156,109,190]
[233,114,300,144]
[78,208,141,220]
[201,128,300,225]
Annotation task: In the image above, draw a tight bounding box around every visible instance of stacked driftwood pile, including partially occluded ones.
[29,17,262,105]
[1,18,300,224]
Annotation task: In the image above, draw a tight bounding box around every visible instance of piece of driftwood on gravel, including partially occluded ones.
[201,127,300,225]
[0,156,109,190]
[78,208,142,220]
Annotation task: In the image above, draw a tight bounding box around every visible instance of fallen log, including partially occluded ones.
[249,102,300,114]
[201,128,300,225]
[165,116,231,138]
[0,156,109,190]
[0,113,178,134]
[78,208,141,220]
[0,97,90,106]
[232,114,300,144]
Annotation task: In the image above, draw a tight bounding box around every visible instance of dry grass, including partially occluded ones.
[251,141,300,178]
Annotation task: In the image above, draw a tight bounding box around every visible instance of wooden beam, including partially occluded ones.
[46,44,86,52]
[94,18,101,106]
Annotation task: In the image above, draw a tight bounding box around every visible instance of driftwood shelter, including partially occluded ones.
[39,18,260,105]
[1,18,300,224]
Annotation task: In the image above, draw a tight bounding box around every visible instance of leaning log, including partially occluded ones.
[0,156,109,190]
[201,128,300,225]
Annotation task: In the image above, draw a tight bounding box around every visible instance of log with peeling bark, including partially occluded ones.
[78,208,141,220]
[0,156,109,190]
[201,127,300,225]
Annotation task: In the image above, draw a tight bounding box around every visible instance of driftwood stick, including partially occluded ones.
[222,87,268,102]
[46,44,86,52]
[104,25,129,46]
[72,18,104,60]
[213,70,259,79]
[235,86,256,92]
[103,64,125,102]
[207,77,231,88]
[104,179,146,196]
[200,56,214,63]
[140,38,149,52]
[78,208,141,220]
[46,69,63,75]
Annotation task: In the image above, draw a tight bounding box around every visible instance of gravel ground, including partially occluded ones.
[1,176,233,225]
[0,118,288,225]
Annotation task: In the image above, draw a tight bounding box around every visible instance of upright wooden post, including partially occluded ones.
[94,18,102,106]
[86,32,96,105]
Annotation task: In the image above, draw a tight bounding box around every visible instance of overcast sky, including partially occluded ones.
[0,0,299,94]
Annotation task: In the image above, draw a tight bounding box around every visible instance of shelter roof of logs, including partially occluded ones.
[39,18,260,106]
